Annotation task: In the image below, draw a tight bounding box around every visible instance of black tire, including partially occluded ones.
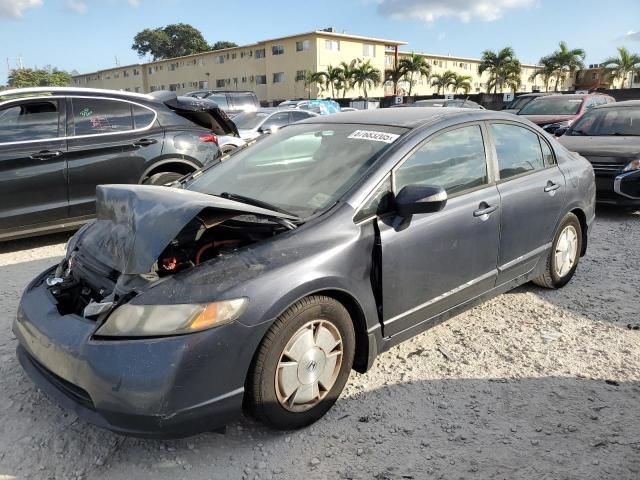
[533,212,582,289]
[143,171,184,186]
[245,296,355,430]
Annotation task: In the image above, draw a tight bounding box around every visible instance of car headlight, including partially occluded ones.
[623,159,640,172]
[95,298,248,337]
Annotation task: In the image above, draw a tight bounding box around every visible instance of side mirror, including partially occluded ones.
[395,184,447,217]
[258,127,272,135]
[554,127,567,137]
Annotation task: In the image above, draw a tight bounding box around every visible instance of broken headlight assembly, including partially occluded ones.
[622,159,640,172]
[94,298,248,337]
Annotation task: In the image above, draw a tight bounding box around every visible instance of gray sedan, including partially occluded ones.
[14,108,595,437]
[233,108,318,141]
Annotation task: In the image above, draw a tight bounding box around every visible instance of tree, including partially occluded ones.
[452,74,472,94]
[602,47,640,89]
[385,63,407,96]
[529,56,557,92]
[211,41,238,51]
[322,65,344,98]
[478,47,521,93]
[547,41,585,91]
[132,23,210,60]
[8,67,71,88]
[350,59,381,98]
[399,53,431,96]
[430,70,457,94]
[304,71,326,98]
[338,60,356,98]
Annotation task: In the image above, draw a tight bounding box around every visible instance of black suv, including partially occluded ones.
[0,87,238,241]
[184,90,260,117]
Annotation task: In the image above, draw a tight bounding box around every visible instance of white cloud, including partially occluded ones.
[128,0,141,6]
[622,30,640,42]
[66,0,87,14]
[0,0,42,18]
[377,0,535,23]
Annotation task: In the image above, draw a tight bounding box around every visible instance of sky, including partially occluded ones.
[1,0,640,84]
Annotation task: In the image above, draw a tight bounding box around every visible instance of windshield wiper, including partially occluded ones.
[219,192,300,219]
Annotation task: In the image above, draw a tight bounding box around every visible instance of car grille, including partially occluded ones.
[25,351,95,410]
[588,161,623,175]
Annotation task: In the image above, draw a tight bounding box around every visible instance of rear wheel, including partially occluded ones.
[246,296,355,430]
[143,171,184,186]
[533,213,582,289]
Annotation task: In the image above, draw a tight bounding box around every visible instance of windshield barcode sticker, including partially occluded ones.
[348,130,400,143]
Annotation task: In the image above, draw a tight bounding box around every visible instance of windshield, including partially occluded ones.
[519,97,583,116]
[568,107,640,136]
[187,123,407,218]
[232,111,270,130]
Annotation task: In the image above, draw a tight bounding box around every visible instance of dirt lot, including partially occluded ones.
[0,207,638,480]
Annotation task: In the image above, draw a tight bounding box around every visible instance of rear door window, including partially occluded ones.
[490,123,545,180]
[0,100,60,143]
[73,98,134,135]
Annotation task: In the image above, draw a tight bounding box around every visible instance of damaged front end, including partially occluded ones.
[48,184,298,320]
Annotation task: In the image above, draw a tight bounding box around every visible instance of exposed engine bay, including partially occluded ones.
[50,213,286,317]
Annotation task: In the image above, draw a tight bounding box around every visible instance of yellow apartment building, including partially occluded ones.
[72,28,567,103]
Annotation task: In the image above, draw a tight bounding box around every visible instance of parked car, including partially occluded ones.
[517,93,615,134]
[340,107,358,112]
[0,87,238,241]
[184,90,259,118]
[277,99,341,115]
[14,108,595,437]
[218,135,247,155]
[233,108,318,140]
[558,100,640,208]
[412,99,485,109]
[503,92,553,114]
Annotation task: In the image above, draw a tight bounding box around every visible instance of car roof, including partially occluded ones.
[595,100,640,109]
[0,86,153,101]
[300,107,519,128]
[516,93,552,98]
[536,93,609,100]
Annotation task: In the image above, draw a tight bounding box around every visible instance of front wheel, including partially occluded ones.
[533,212,582,289]
[245,296,355,430]
[143,171,185,186]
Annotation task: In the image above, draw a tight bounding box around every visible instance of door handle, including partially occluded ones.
[473,203,498,217]
[544,181,561,193]
[30,150,63,160]
[133,138,158,147]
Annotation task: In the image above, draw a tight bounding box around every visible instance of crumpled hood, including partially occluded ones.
[558,135,640,158]
[74,185,296,275]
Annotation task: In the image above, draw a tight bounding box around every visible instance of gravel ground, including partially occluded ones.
[0,207,638,480]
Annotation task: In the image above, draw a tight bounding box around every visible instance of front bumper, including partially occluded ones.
[13,267,267,438]
[595,169,640,207]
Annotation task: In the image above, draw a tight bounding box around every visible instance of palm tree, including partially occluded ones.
[338,60,356,98]
[602,47,640,89]
[529,56,557,92]
[350,59,381,99]
[399,53,431,96]
[548,41,585,91]
[323,65,344,98]
[451,74,472,94]
[478,47,521,93]
[385,63,407,96]
[431,70,457,94]
[304,71,326,98]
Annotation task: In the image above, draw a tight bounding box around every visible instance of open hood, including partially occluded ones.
[151,91,239,137]
[76,185,296,275]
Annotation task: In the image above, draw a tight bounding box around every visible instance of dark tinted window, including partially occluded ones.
[491,124,544,179]
[569,107,640,136]
[73,98,133,135]
[518,97,583,115]
[395,125,488,195]
[132,105,155,129]
[205,94,229,109]
[355,176,393,222]
[0,100,59,143]
[291,111,314,122]
[262,112,290,130]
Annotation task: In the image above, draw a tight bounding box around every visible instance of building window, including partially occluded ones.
[216,79,225,88]
[231,53,237,60]
[123,70,129,78]
[272,44,285,55]
[325,39,340,51]
[256,75,267,85]
[255,48,266,59]
[148,67,154,75]
[296,40,310,52]
[133,69,140,76]
[273,72,285,83]
[295,70,306,81]
[197,59,205,67]
[215,55,224,64]
[385,56,394,66]
[363,44,376,57]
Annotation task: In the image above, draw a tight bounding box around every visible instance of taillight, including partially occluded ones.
[199,133,218,145]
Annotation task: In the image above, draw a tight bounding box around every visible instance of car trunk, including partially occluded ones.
[50,184,296,317]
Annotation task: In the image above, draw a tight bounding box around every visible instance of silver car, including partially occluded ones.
[233,108,319,141]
